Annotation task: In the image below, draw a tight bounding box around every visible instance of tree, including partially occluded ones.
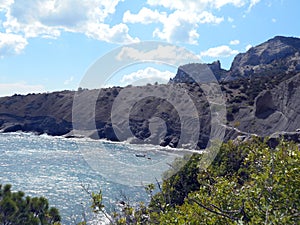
[0,184,61,225]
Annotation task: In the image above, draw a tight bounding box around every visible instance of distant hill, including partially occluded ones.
[1,36,300,149]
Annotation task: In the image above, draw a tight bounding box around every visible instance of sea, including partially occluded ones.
[0,132,191,224]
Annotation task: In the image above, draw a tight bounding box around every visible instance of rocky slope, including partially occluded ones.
[1,36,300,149]
[171,36,300,83]
[229,36,300,79]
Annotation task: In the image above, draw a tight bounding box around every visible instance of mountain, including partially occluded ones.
[171,36,300,83]
[1,36,300,149]
[229,36,300,79]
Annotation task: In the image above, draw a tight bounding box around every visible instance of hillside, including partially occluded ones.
[1,36,300,149]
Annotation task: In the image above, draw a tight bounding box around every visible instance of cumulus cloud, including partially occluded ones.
[85,23,139,44]
[123,7,165,24]
[200,45,238,58]
[0,0,13,11]
[120,67,174,85]
[124,0,262,44]
[0,0,263,54]
[116,44,199,65]
[1,0,137,45]
[0,32,28,57]
[230,39,240,45]
[154,11,223,44]
[0,82,45,97]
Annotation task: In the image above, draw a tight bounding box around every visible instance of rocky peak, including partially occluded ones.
[169,60,227,84]
[229,36,300,78]
[170,36,300,84]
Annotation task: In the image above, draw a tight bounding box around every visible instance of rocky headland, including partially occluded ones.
[1,36,300,149]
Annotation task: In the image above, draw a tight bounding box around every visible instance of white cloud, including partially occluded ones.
[271,18,277,23]
[0,82,45,97]
[1,0,137,45]
[116,45,199,65]
[248,0,261,11]
[230,39,240,45]
[152,10,223,44]
[228,17,234,23]
[85,23,139,44]
[125,0,260,44]
[213,0,245,9]
[200,45,238,58]
[0,0,263,53]
[147,0,246,11]
[245,44,252,51]
[0,32,28,57]
[0,0,13,11]
[120,67,174,84]
[64,76,74,85]
[123,7,165,24]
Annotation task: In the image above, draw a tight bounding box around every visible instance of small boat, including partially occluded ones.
[135,154,146,158]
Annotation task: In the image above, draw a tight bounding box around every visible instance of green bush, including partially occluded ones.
[92,138,299,224]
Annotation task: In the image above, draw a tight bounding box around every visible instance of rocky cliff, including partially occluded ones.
[170,36,300,83]
[0,91,74,136]
[229,36,300,79]
[1,36,300,149]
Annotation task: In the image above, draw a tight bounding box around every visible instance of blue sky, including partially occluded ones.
[0,0,299,96]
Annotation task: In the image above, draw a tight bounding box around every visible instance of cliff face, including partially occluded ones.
[0,91,74,136]
[233,73,300,136]
[1,36,300,149]
[229,36,300,79]
[0,85,211,149]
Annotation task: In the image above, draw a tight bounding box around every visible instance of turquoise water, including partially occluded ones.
[0,132,187,224]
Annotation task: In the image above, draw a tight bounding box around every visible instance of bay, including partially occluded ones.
[0,132,187,224]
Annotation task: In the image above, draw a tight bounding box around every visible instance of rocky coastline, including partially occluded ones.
[1,36,300,149]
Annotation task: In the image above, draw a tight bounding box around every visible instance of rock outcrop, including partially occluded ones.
[229,36,300,79]
[232,73,300,137]
[169,61,228,83]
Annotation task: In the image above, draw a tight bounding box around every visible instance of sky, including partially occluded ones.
[0,0,299,96]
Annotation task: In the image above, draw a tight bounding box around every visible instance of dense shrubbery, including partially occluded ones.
[0,184,61,225]
[90,138,299,224]
[150,138,299,224]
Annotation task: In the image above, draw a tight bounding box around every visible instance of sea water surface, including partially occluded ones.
[0,132,189,224]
